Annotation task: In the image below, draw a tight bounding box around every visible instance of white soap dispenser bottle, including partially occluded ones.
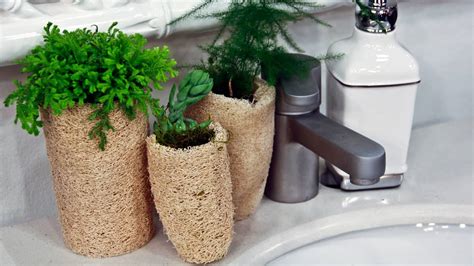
[325,0,420,190]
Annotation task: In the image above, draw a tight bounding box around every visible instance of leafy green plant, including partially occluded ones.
[170,0,340,99]
[4,22,177,150]
[153,70,215,149]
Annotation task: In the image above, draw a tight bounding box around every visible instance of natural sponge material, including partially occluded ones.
[186,80,276,220]
[146,123,233,264]
[41,106,154,258]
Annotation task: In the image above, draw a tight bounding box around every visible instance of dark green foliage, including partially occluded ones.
[170,0,339,99]
[153,70,214,149]
[156,126,215,149]
[4,22,177,150]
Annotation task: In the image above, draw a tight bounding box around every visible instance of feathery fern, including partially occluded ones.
[170,0,339,100]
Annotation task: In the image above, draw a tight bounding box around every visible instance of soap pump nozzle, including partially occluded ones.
[356,0,398,33]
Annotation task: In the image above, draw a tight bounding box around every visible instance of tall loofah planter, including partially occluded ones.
[40,105,154,258]
[187,80,276,220]
[146,123,234,264]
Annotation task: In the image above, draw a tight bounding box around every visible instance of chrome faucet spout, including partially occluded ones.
[265,53,387,203]
[289,112,385,186]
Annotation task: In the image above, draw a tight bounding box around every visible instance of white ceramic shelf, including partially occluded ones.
[1,119,473,265]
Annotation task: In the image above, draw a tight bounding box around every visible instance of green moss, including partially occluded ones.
[158,126,215,149]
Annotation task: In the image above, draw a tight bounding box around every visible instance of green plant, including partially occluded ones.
[170,0,340,99]
[153,70,215,149]
[4,22,177,150]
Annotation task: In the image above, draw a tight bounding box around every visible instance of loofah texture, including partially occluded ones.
[40,105,154,258]
[186,80,276,221]
[146,123,234,264]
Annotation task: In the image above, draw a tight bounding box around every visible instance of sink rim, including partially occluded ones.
[231,203,474,265]
[269,220,473,265]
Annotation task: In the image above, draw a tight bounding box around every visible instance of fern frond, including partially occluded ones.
[169,0,218,25]
[285,2,331,27]
[316,52,344,61]
[275,21,303,52]
[171,0,331,99]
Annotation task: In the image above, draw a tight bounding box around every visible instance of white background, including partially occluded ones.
[0,0,473,226]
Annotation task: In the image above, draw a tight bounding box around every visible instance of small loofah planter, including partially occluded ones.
[186,80,276,220]
[146,123,234,264]
[40,106,154,258]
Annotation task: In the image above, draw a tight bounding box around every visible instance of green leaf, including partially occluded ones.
[198,119,212,129]
[4,22,177,150]
[168,84,177,110]
[177,85,191,102]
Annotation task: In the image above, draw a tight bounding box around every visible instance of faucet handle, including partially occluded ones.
[276,53,321,116]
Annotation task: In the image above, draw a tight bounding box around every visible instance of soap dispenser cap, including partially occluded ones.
[356,0,398,33]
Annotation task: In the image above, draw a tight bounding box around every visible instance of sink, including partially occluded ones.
[268,223,473,265]
[233,204,474,265]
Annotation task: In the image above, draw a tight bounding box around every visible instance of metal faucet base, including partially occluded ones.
[322,169,403,191]
[341,173,403,191]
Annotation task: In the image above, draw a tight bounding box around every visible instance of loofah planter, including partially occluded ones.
[186,80,276,220]
[40,106,154,258]
[146,123,233,264]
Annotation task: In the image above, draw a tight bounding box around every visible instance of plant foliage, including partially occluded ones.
[4,22,177,150]
[153,70,214,149]
[170,0,340,100]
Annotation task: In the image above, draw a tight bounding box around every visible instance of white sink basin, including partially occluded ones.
[233,204,474,265]
[269,223,473,265]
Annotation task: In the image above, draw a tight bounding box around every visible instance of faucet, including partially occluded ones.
[265,54,386,203]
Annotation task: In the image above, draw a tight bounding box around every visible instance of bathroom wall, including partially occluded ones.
[0,0,472,226]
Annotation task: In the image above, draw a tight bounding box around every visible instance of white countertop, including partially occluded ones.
[1,119,473,265]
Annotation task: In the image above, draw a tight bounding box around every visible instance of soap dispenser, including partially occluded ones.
[324,0,420,190]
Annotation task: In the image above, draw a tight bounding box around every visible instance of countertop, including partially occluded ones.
[1,119,472,265]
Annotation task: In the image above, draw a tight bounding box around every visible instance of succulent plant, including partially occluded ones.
[153,70,215,148]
